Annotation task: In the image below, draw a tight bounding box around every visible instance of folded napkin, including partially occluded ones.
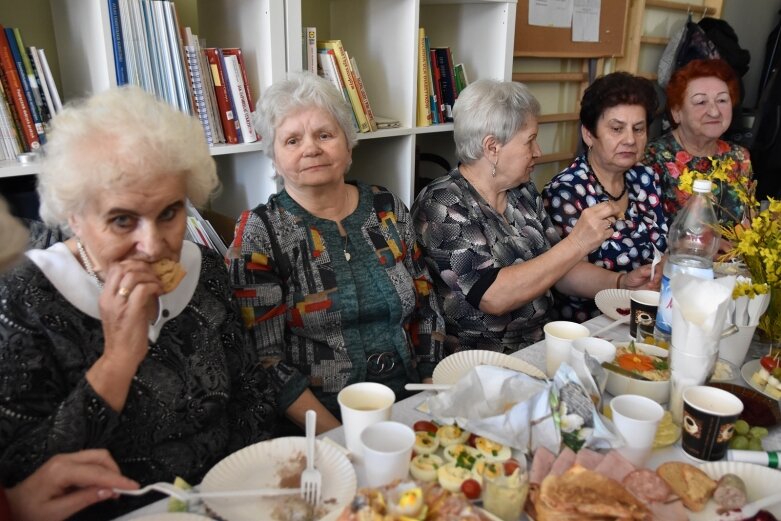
[671,274,736,354]
[727,276,771,327]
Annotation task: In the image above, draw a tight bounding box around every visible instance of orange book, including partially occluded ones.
[0,25,39,151]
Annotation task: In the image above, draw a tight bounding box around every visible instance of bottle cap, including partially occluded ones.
[692,179,712,193]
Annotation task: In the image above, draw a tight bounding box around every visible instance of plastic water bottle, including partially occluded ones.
[654,179,721,343]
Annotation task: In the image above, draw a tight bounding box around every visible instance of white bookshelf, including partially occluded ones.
[3,0,516,214]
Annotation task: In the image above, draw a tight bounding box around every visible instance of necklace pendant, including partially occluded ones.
[344,250,351,261]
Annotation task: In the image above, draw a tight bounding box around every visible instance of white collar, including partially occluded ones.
[26,241,202,343]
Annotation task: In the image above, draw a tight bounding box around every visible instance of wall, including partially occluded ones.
[722,0,781,108]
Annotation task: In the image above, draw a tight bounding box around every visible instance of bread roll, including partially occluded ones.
[152,259,186,293]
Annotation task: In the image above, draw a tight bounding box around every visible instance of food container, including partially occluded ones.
[482,469,528,521]
[604,342,671,403]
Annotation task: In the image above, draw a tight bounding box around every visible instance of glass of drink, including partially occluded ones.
[482,468,529,521]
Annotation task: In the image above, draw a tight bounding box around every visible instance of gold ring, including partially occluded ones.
[118,287,130,298]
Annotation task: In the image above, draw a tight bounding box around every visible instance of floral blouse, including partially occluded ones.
[411,169,560,353]
[227,182,445,417]
[644,133,753,227]
[543,156,668,322]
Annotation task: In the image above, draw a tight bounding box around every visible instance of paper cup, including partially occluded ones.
[609,394,665,467]
[572,337,617,364]
[337,382,395,456]
[718,324,758,367]
[669,346,719,424]
[681,385,744,461]
[360,421,415,487]
[544,321,590,377]
[630,290,659,340]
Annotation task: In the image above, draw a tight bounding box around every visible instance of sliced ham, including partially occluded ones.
[529,446,556,485]
[574,448,604,470]
[594,449,637,483]
[548,447,576,477]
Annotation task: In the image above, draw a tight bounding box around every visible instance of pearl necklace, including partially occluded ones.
[76,239,103,288]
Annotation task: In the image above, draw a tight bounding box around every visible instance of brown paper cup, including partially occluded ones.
[630,290,659,340]
[681,385,743,461]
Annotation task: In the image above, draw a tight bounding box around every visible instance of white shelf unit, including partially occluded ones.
[0,160,42,179]
[44,0,289,218]
[289,0,517,206]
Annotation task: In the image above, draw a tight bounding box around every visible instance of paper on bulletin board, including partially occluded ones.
[573,0,601,42]
[529,0,573,28]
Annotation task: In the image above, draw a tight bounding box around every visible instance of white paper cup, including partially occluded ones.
[669,346,719,424]
[718,324,758,367]
[544,321,590,377]
[337,382,395,456]
[572,337,617,364]
[609,394,665,467]
[360,421,415,487]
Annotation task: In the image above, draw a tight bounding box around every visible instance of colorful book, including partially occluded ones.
[12,29,46,124]
[432,47,457,122]
[0,80,22,158]
[429,48,445,123]
[0,26,39,151]
[184,45,212,144]
[5,28,45,144]
[416,28,432,127]
[454,63,469,94]
[107,0,128,84]
[204,47,239,144]
[348,56,377,132]
[304,27,317,74]
[318,49,359,132]
[223,54,256,143]
[423,35,438,125]
[318,40,370,133]
[222,48,257,141]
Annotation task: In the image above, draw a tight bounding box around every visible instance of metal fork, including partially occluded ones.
[718,491,781,521]
[300,409,322,505]
[113,482,301,501]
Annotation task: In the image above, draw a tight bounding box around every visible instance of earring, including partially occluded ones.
[491,161,497,177]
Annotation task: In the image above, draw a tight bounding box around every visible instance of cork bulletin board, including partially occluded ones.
[514,0,630,58]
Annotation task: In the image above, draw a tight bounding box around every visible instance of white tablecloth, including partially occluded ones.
[114,314,780,519]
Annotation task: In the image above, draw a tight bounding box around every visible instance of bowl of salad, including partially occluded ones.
[604,341,671,403]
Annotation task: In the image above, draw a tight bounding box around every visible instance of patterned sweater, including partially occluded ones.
[227,182,445,416]
[0,244,278,519]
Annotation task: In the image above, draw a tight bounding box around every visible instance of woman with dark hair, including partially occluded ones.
[543,72,667,322]
[645,58,752,227]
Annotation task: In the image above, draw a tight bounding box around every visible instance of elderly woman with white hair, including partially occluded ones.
[412,79,657,353]
[0,86,279,519]
[227,72,445,431]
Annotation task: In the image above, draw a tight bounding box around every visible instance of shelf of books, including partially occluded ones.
[291,0,517,206]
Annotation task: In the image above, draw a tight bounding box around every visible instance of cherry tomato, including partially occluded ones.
[760,355,780,372]
[460,478,482,500]
[467,433,479,447]
[503,459,521,476]
[413,420,438,434]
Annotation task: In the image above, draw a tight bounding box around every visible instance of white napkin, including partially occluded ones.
[671,274,736,354]
[650,244,663,280]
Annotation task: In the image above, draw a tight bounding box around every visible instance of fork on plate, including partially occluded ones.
[113,482,301,501]
[301,409,322,505]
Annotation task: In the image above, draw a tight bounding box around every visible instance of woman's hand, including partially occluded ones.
[567,201,622,255]
[623,264,660,290]
[86,260,163,411]
[6,449,138,521]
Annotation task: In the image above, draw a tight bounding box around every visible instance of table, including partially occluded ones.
[114,314,780,519]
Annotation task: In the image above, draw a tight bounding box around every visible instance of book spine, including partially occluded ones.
[222,48,257,140]
[185,45,212,144]
[164,1,193,115]
[196,38,224,144]
[348,56,377,132]
[0,26,39,151]
[319,40,370,133]
[36,49,61,113]
[318,50,359,132]
[27,46,51,122]
[12,29,45,119]
[0,79,22,157]
[434,48,455,122]
[423,34,437,125]
[107,0,128,84]
[224,54,256,143]
[217,48,243,142]
[416,28,432,127]
[429,48,445,123]
[5,28,44,144]
[204,48,239,144]
[304,27,317,74]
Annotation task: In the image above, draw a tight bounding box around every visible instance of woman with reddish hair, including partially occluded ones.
[644,58,752,227]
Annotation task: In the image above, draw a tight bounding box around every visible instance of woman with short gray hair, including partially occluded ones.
[412,79,657,353]
[228,72,445,432]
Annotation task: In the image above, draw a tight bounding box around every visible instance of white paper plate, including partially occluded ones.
[201,437,356,521]
[134,515,213,521]
[741,359,780,400]
[594,289,632,321]
[432,349,546,384]
[692,461,781,519]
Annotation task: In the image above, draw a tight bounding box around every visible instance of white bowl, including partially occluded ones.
[572,337,617,364]
[605,342,671,404]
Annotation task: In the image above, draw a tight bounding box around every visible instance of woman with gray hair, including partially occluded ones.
[412,79,656,353]
[227,72,445,431]
[0,86,279,519]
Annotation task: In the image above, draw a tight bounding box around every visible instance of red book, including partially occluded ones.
[0,25,39,151]
[222,48,258,141]
[204,47,239,145]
